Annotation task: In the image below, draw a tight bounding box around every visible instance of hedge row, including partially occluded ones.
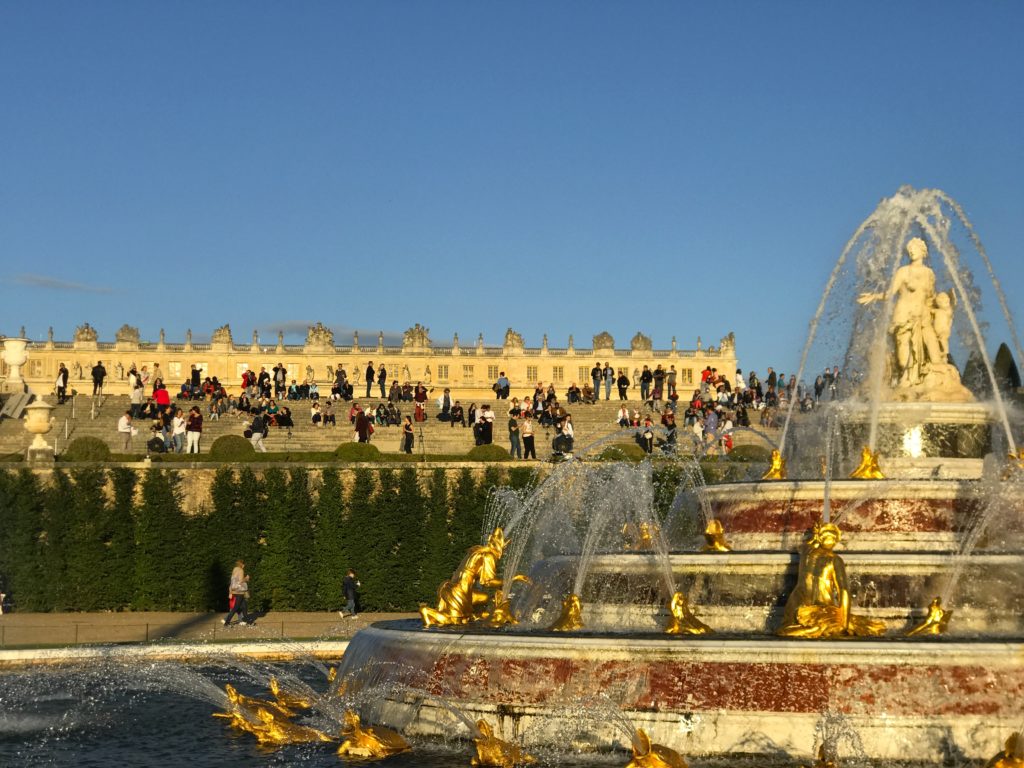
[0,466,537,613]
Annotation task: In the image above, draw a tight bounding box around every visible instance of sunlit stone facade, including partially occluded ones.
[2,323,737,399]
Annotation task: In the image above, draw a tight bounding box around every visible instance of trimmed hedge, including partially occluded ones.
[62,436,112,462]
[596,442,647,462]
[209,435,256,461]
[465,444,511,462]
[727,444,773,463]
[335,442,382,461]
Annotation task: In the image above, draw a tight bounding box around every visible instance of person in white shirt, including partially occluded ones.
[172,409,187,453]
[117,411,135,452]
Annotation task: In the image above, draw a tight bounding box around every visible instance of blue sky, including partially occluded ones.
[2,2,1022,374]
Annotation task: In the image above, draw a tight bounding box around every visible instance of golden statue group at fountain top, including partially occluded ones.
[421,527,516,628]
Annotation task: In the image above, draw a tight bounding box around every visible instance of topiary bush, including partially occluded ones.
[465,444,511,462]
[596,442,647,462]
[62,436,112,461]
[727,444,773,463]
[335,442,382,462]
[209,435,256,461]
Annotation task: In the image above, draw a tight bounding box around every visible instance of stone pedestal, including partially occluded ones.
[1,337,29,393]
[23,397,55,463]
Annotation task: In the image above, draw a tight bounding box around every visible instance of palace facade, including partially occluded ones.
[2,323,737,399]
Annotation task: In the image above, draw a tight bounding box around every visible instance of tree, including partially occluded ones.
[0,470,47,610]
[419,468,452,605]
[259,468,315,610]
[103,467,137,609]
[64,468,109,610]
[134,469,190,610]
[314,468,346,610]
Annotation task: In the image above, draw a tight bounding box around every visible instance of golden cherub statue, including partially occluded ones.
[336,710,411,759]
[268,676,314,710]
[623,521,660,551]
[471,719,536,767]
[625,728,688,768]
[777,522,886,638]
[664,591,713,635]
[421,528,509,628]
[906,596,953,636]
[762,450,787,480]
[549,593,584,632]
[849,446,884,479]
[251,708,333,747]
[986,734,1024,767]
[223,683,294,721]
[701,519,731,552]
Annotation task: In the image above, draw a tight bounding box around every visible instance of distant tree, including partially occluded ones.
[134,469,190,610]
[0,470,47,610]
[103,467,137,609]
[419,468,452,604]
[314,468,346,610]
[64,468,108,610]
[42,470,75,610]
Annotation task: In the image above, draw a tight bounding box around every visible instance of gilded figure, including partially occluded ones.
[420,528,509,628]
[336,710,411,759]
[664,591,713,635]
[849,447,884,479]
[471,719,536,767]
[985,734,1024,768]
[762,450,787,480]
[625,728,688,768]
[905,597,952,636]
[268,676,314,710]
[251,708,333,747]
[701,519,731,552]
[777,523,885,638]
[549,593,584,632]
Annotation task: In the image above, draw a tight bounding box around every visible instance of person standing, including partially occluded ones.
[91,360,107,397]
[340,569,360,618]
[508,414,521,459]
[364,361,375,398]
[56,363,69,404]
[591,362,602,401]
[521,412,536,460]
[378,363,388,399]
[603,362,615,400]
[249,412,268,452]
[186,405,203,454]
[355,409,372,443]
[172,408,187,453]
[117,411,135,452]
[223,560,251,626]
[667,365,678,399]
[639,365,653,402]
[402,415,414,454]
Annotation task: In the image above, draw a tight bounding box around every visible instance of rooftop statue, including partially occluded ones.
[114,324,140,343]
[211,324,233,344]
[73,323,98,343]
[420,528,509,628]
[777,522,885,638]
[630,332,652,352]
[403,323,431,349]
[503,327,524,350]
[593,331,615,351]
[857,237,972,402]
[306,322,334,348]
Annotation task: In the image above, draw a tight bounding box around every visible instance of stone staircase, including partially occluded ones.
[0,389,775,458]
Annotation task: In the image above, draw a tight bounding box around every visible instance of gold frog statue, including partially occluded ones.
[625,728,688,768]
[336,710,411,760]
[471,719,536,767]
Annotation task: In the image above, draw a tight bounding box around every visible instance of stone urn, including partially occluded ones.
[23,397,55,458]
[1,337,29,392]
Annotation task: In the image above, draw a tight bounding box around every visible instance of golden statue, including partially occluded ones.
[1003,451,1024,479]
[625,728,688,768]
[268,676,314,710]
[664,591,713,635]
[251,708,333,747]
[486,590,518,628]
[549,593,584,632]
[777,522,885,638]
[849,446,884,479]
[906,596,952,636]
[222,683,294,721]
[336,710,411,759]
[803,745,838,768]
[623,521,660,551]
[762,450,787,480]
[701,519,731,552]
[421,528,509,628]
[471,719,536,767]
[986,734,1024,767]
[327,666,338,684]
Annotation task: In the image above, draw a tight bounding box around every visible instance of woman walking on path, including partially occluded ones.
[339,569,360,618]
[223,560,251,626]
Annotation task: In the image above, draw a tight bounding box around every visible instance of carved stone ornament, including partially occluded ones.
[115,324,140,343]
[630,332,652,351]
[305,322,334,347]
[73,323,98,343]
[503,328,524,350]
[402,323,431,349]
[592,331,615,351]
[212,324,233,344]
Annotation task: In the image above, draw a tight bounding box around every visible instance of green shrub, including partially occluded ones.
[728,444,773,463]
[335,442,382,461]
[62,436,112,461]
[596,442,646,462]
[465,444,511,462]
[209,435,256,461]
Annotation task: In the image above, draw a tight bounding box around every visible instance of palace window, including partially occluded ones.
[578,367,589,383]
[552,366,564,382]
[681,369,694,385]
[236,363,250,380]
[437,365,449,381]
[463,365,475,381]
[526,365,538,382]
[487,365,499,381]
[168,362,182,380]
